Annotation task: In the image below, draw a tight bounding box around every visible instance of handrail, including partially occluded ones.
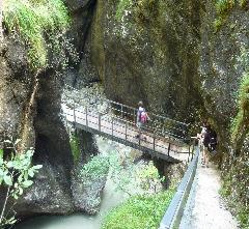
[63,104,190,161]
[64,109,168,153]
[159,147,200,229]
[72,106,187,146]
[65,105,188,150]
[63,84,189,141]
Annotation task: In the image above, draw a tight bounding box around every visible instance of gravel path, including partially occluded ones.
[180,156,239,229]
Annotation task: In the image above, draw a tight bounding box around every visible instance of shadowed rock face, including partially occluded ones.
[0,0,106,218]
[0,37,31,138]
[199,3,249,140]
[64,0,100,87]
[199,3,249,216]
[88,0,248,169]
[1,0,248,221]
[0,37,75,216]
[0,8,99,218]
[22,72,74,216]
[88,0,203,122]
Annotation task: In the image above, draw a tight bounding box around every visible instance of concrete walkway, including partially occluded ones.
[180,155,239,229]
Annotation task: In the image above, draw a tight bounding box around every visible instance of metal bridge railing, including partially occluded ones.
[159,146,200,229]
[63,84,190,143]
[63,104,191,161]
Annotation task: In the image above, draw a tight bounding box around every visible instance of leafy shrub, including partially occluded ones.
[213,0,235,31]
[101,190,174,229]
[80,155,109,181]
[70,133,80,163]
[3,0,70,69]
[0,139,42,228]
[137,161,165,192]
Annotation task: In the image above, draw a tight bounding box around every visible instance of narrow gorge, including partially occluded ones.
[0,0,248,228]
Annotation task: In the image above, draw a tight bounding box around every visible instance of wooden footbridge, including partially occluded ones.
[62,90,192,162]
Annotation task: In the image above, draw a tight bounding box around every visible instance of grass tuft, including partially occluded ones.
[3,0,70,69]
[101,190,174,229]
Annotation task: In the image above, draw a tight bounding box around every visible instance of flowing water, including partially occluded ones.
[15,178,126,229]
[14,137,139,229]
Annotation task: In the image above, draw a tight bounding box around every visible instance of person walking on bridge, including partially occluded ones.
[136,101,149,140]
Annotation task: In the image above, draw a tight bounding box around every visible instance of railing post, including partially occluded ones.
[167,143,171,156]
[188,142,191,162]
[138,129,141,146]
[85,107,88,127]
[134,109,136,123]
[191,139,195,161]
[73,103,76,125]
[153,134,156,151]
[125,122,127,140]
[121,104,124,118]
[111,117,114,137]
[65,118,68,133]
[0,0,2,42]
[98,113,101,131]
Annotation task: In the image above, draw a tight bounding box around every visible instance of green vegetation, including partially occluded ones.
[115,0,131,21]
[214,0,235,31]
[215,0,235,15]
[108,155,166,196]
[219,172,233,197]
[214,0,249,31]
[101,190,174,229]
[136,161,165,192]
[0,139,42,228]
[70,133,81,163]
[229,72,249,228]
[3,0,70,69]
[230,73,249,144]
[238,205,249,229]
[220,157,249,228]
[239,0,248,9]
[80,154,109,182]
[100,155,171,229]
[223,46,249,229]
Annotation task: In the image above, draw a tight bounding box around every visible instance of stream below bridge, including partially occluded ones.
[14,136,164,229]
[14,178,125,229]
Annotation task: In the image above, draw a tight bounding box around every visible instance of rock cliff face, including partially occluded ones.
[199,2,248,142]
[0,35,75,216]
[0,37,32,142]
[65,0,99,87]
[1,0,248,224]
[0,0,100,217]
[199,2,249,222]
[88,0,203,122]
[84,0,248,222]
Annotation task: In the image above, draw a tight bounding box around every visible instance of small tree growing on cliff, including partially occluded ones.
[0,139,42,228]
